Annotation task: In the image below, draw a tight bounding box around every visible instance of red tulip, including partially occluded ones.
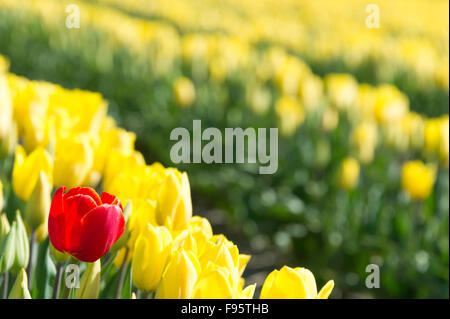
[48,186,125,262]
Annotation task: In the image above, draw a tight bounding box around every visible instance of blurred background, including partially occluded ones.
[0,0,448,298]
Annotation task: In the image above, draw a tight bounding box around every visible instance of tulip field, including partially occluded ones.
[0,0,449,300]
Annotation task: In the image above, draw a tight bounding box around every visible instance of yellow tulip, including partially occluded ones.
[298,74,323,111]
[12,145,53,201]
[84,125,137,186]
[171,230,198,255]
[102,149,146,191]
[48,87,107,135]
[401,161,436,200]
[19,81,57,152]
[322,107,339,132]
[324,73,358,110]
[200,241,238,276]
[0,57,13,144]
[439,116,449,167]
[260,266,334,299]
[53,133,93,188]
[8,268,31,299]
[192,263,234,299]
[132,224,172,292]
[351,122,378,164]
[155,170,192,231]
[74,260,101,299]
[275,95,305,136]
[424,118,442,154]
[23,171,52,230]
[338,157,360,191]
[373,85,409,125]
[187,216,213,255]
[0,120,17,157]
[155,250,200,299]
[125,199,157,254]
[0,213,10,243]
[173,77,196,108]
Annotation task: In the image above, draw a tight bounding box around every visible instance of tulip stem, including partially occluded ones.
[2,272,8,299]
[26,230,37,289]
[53,263,63,299]
[115,248,129,299]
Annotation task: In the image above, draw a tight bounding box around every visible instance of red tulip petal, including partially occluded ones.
[64,187,102,206]
[48,187,66,252]
[101,192,123,211]
[64,194,98,253]
[74,204,125,262]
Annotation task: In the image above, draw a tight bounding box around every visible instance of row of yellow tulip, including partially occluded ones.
[1,0,447,171]
[0,54,335,298]
[92,0,449,90]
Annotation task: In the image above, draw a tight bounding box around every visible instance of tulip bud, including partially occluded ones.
[338,157,360,191]
[8,268,31,299]
[0,61,13,146]
[53,134,94,188]
[260,265,334,299]
[74,260,101,299]
[0,221,16,274]
[192,264,234,299]
[0,213,10,243]
[173,77,196,108]
[0,121,18,158]
[401,160,436,200]
[12,145,53,201]
[156,170,192,231]
[24,171,52,230]
[11,210,30,274]
[155,250,200,299]
[132,224,172,292]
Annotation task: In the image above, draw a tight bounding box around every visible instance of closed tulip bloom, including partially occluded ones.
[173,76,196,107]
[275,95,305,137]
[260,266,334,299]
[8,268,31,299]
[53,134,94,188]
[12,211,29,274]
[351,122,378,164]
[192,264,234,299]
[0,57,13,144]
[401,161,436,200]
[132,224,172,292]
[0,220,15,274]
[423,118,441,153]
[155,250,200,299]
[338,157,360,191]
[0,213,10,242]
[24,171,52,230]
[48,187,125,262]
[324,73,358,110]
[74,260,101,299]
[12,145,53,201]
[156,170,192,231]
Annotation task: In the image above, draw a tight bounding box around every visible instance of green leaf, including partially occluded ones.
[33,237,56,299]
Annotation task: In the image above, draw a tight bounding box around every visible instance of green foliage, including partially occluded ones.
[0,6,448,298]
